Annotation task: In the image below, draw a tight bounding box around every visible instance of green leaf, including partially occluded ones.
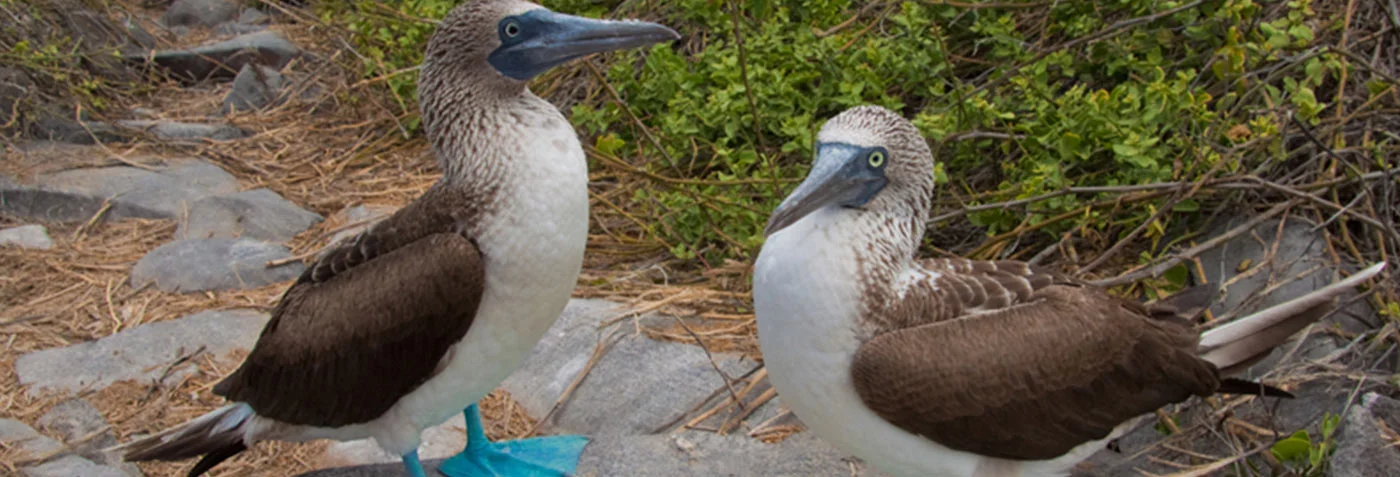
[1289,25,1315,44]
[1163,263,1190,287]
[1367,79,1391,98]
[1271,430,1312,463]
[595,133,626,156]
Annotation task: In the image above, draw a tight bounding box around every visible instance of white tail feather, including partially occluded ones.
[1198,262,1386,371]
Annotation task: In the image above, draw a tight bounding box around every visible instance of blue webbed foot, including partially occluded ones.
[437,404,589,477]
[402,450,429,477]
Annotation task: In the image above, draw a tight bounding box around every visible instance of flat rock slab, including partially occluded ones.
[162,0,239,28]
[37,398,133,469]
[15,309,268,396]
[222,63,284,114]
[298,431,879,477]
[28,119,244,144]
[500,299,768,436]
[22,455,130,477]
[131,238,303,292]
[316,299,779,469]
[0,159,240,222]
[1331,392,1400,477]
[0,224,54,249]
[1074,378,1382,476]
[0,418,64,460]
[113,120,245,142]
[238,7,269,25]
[178,188,322,242]
[131,31,300,82]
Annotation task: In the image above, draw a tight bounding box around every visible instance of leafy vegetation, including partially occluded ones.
[1,0,149,133]
[1270,413,1341,476]
[318,0,1399,274]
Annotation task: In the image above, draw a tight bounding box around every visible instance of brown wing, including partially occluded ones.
[851,264,1222,461]
[214,186,487,427]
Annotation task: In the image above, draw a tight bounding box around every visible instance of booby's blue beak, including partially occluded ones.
[764,143,890,237]
[488,10,680,80]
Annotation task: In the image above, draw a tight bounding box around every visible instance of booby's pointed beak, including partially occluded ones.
[764,143,889,237]
[489,10,680,80]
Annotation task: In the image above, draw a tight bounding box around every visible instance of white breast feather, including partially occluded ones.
[754,210,1121,477]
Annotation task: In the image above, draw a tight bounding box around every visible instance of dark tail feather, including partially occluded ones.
[188,441,248,477]
[1217,377,1294,398]
[112,403,254,477]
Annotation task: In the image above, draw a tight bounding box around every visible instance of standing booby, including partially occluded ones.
[753,105,1387,477]
[116,2,677,476]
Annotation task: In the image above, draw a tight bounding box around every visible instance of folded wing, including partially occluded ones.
[214,188,487,428]
[851,262,1220,460]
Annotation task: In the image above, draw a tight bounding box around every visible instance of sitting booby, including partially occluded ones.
[753,105,1387,477]
[116,2,677,476]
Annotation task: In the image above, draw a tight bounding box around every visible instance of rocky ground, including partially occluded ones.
[2,1,1398,477]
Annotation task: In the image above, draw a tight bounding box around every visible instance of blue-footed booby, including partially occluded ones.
[753,105,1387,477]
[115,2,677,476]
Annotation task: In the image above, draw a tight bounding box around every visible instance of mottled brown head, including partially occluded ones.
[416,0,678,173]
[420,0,678,97]
[765,106,935,236]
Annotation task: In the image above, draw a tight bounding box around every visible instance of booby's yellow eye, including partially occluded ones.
[867,150,886,168]
[504,22,521,37]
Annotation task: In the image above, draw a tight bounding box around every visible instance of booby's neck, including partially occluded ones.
[418,65,561,184]
[764,207,925,298]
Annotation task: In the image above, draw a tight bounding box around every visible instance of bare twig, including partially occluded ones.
[674,315,744,410]
[1090,199,1302,287]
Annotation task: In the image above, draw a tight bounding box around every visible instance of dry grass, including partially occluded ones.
[1,4,574,476]
[5,1,1400,476]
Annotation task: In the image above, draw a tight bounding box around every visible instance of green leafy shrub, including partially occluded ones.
[325,0,1390,268]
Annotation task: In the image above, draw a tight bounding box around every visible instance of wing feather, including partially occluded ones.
[851,262,1221,460]
[213,186,487,427]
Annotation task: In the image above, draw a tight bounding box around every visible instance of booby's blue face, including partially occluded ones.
[488,9,680,80]
[764,141,890,236]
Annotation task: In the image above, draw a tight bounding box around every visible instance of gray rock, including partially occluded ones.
[0,419,64,460]
[1074,378,1381,477]
[37,398,138,474]
[130,238,304,292]
[62,11,137,81]
[113,120,245,142]
[298,431,878,477]
[130,31,300,83]
[162,0,239,28]
[30,118,242,144]
[1331,392,1400,477]
[22,455,128,477]
[500,300,769,436]
[238,7,269,25]
[222,64,284,114]
[26,115,119,144]
[1196,216,1378,376]
[327,204,398,247]
[0,159,240,222]
[120,15,158,50]
[15,309,268,395]
[214,22,268,37]
[178,188,321,242]
[0,225,55,250]
[37,398,108,444]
